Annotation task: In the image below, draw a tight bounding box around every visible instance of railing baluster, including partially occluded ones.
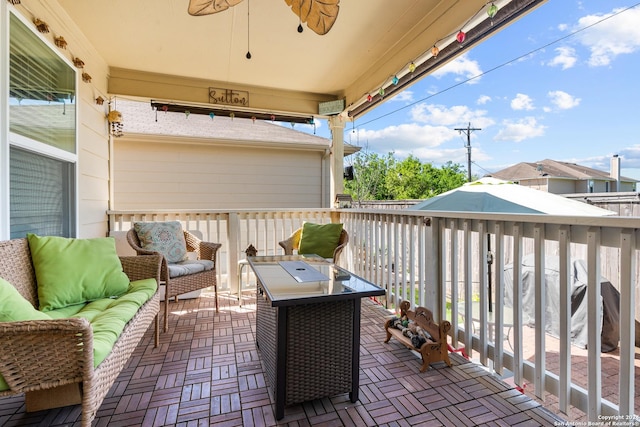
[587,227,602,421]
[512,223,524,391]
[463,219,473,358]
[558,226,571,415]
[619,229,636,416]
[494,221,504,375]
[534,223,546,400]
[449,219,458,338]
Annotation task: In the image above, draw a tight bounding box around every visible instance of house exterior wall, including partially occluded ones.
[546,179,577,194]
[516,178,548,192]
[4,1,111,239]
[113,139,327,210]
[618,181,636,192]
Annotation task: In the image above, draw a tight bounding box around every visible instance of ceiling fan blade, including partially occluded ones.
[188,0,244,16]
[284,0,340,35]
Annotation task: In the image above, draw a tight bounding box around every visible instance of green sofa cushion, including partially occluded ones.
[47,278,157,367]
[298,222,343,259]
[0,276,51,322]
[0,279,157,392]
[0,277,52,392]
[27,234,130,312]
[133,221,188,263]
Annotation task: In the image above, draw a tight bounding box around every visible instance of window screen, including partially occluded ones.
[10,147,76,239]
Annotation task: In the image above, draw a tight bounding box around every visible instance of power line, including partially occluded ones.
[349,3,640,131]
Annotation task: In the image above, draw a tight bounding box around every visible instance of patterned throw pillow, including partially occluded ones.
[134,221,188,263]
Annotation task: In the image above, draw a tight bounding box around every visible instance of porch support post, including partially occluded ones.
[328,116,345,207]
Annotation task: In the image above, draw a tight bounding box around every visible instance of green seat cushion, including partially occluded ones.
[298,222,343,259]
[134,221,188,263]
[47,278,157,367]
[27,234,130,312]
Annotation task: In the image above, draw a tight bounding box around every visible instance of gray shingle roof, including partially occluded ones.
[490,159,637,182]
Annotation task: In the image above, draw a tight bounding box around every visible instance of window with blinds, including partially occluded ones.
[8,12,77,238]
[9,13,76,153]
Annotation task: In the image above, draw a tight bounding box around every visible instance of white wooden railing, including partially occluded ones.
[107,208,640,422]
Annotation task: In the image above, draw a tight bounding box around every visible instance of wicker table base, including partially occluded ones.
[249,255,384,420]
[256,283,360,419]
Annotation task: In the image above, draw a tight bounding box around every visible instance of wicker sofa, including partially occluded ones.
[0,237,162,427]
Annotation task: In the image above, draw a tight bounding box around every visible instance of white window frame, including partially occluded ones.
[1,5,79,239]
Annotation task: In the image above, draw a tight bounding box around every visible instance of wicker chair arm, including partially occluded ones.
[332,229,349,262]
[278,229,303,255]
[199,242,222,263]
[0,317,93,393]
[182,231,221,262]
[126,229,158,256]
[119,255,162,283]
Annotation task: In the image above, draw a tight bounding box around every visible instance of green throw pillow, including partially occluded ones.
[133,221,188,263]
[298,222,343,259]
[27,234,130,312]
[0,277,51,322]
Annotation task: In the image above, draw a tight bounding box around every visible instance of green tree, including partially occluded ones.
[344,150,395,201]
[345,152,467,201]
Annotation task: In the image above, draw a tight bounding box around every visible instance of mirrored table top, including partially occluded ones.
[248,255,385,306]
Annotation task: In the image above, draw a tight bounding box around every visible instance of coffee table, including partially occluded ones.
[248,255,385,420]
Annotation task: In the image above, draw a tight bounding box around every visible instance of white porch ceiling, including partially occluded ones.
[56,0,547,119]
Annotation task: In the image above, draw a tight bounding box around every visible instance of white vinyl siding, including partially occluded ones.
[114,139,326,210]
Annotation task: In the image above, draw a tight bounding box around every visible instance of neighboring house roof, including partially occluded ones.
[489,159,637,183]
[117,99,359,154]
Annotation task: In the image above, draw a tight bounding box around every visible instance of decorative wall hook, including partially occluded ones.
[82,72,92,83]
[54,36,67,49]
[73,57,85,68]
[33,18,49,33]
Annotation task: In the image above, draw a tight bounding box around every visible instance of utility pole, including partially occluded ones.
[454,122,481,182]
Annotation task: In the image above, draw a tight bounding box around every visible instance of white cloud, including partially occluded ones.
[510,93,535,111]
[547,90,581,110]
[547,46,577,69]
[431,53,483,84]
[477,95,492,105]
[357,123,457,150]
[389,90,414,103]
[494,117,546,142]
[353,124,492,165]
[409,103,495,128]
[573,7,640,67]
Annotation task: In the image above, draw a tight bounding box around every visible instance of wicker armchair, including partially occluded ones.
[278,227,349,265]
[127,228,221,331]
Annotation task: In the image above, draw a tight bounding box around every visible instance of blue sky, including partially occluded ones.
[295,1,640,180]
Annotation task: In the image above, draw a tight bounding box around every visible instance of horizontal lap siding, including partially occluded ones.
[114,140,325,209]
